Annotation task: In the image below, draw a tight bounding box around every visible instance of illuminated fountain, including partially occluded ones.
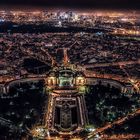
[30,49,89,139]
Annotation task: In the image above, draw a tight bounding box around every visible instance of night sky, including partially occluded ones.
[0,0,140,10]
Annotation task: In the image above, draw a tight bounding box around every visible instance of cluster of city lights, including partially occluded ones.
[114,29,140,35]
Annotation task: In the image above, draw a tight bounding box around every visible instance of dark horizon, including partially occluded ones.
[0,0,140,10]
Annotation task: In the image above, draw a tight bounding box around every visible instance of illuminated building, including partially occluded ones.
[45,65,88,134]
[31,49,88,139]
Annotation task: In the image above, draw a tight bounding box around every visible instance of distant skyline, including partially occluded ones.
[0,0,140,10]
